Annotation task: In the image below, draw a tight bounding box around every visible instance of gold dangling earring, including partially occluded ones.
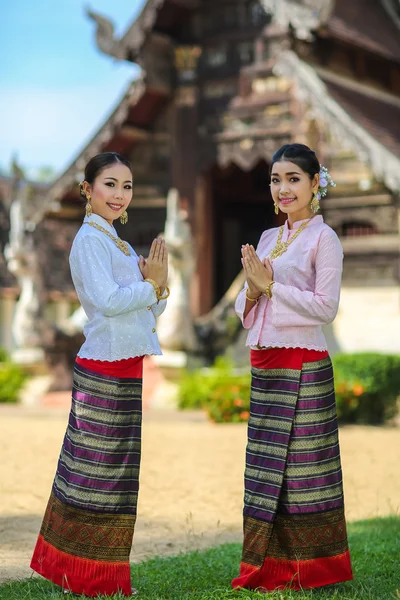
[120,211,128,225]
[311,193,320,214]
[85,193,92,218]
[269,183,279,215]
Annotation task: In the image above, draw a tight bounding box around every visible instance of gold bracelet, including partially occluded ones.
[158,286,170,301]
[265,280,275,299]
[246,291,261,303]
[145,278,161,297]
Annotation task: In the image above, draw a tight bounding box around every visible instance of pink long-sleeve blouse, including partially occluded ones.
[235,215,343,351]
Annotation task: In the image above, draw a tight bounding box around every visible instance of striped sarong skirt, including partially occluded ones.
[31,356,144,597]
[232,347,353,591]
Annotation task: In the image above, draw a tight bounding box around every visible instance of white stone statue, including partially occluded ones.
[156,188,198,352]
[4,177,45,354]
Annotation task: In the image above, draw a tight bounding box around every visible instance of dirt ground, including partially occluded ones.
[0,405,399,584]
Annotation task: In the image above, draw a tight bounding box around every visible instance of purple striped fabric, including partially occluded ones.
[236,350,352,588]
[244,355,345,523]
[52,363,143,514]
[62,439,139,465]
[57,466,139,492]
[68,415,141,438]
[73,390,141,410]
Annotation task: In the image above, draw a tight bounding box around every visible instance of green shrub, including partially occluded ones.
[0,348,26,403]
[0,347,10,362]
[333,352,400,424]
[178,357,251,422]
[179,352,400,425]
[178,368,214,410]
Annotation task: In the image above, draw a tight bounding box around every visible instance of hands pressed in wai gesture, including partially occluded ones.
[139,237,168,290]
[241,244,273,298]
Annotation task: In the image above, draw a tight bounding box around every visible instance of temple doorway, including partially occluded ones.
[211,160,281,302]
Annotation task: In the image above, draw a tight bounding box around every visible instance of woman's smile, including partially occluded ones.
[106,202,124,211]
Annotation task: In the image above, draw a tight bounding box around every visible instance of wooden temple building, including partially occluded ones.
[1,0,400,355]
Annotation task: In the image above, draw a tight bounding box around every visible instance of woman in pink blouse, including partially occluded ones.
[232,144,353,592]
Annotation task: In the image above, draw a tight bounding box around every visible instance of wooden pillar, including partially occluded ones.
[170,86,199,215]
[171,46,203,315]
[192,173,214,316]
[170,88,202,317]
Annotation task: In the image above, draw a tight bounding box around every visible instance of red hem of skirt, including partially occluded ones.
[232,550,353,591]
[250,348,329,370]
[30,535,132,597]
[75,356,143,378]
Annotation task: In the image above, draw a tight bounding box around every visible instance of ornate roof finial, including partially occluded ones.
[86,7,127,60]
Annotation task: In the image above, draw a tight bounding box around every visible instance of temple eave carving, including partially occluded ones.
[217,137,291,171]
[216,126,292,143]
[273,51,400,193]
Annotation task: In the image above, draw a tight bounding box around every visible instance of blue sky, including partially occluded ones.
[1,0,146,178]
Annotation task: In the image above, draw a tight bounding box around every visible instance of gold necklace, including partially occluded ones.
[85,221,130,256]
[269,217,314,260]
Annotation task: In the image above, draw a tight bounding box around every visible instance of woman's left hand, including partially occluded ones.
[138,255,148,279]
[242,245,273,292]
[263,257,274,282]
[139,246,169,291]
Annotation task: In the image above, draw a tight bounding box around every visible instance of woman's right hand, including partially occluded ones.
[146,238,168,288]
[241,245,261,299]
[246,279,260,298]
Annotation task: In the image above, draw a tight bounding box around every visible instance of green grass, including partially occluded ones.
[1,517,399,600]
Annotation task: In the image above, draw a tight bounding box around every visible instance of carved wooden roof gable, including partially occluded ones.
[217,47,400,192]
[45,79,146,207]
[274,52,400,192]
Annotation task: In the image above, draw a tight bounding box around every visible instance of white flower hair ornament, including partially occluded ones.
[318,165,336,197]
[311,165,336,213]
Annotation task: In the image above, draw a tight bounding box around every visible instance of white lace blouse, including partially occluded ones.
[69,214,167,361]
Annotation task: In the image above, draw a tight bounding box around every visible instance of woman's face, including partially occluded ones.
[85,163,133,225]
[270,160,319,222]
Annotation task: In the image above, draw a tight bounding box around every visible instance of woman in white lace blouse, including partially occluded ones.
[31,152,169,597]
